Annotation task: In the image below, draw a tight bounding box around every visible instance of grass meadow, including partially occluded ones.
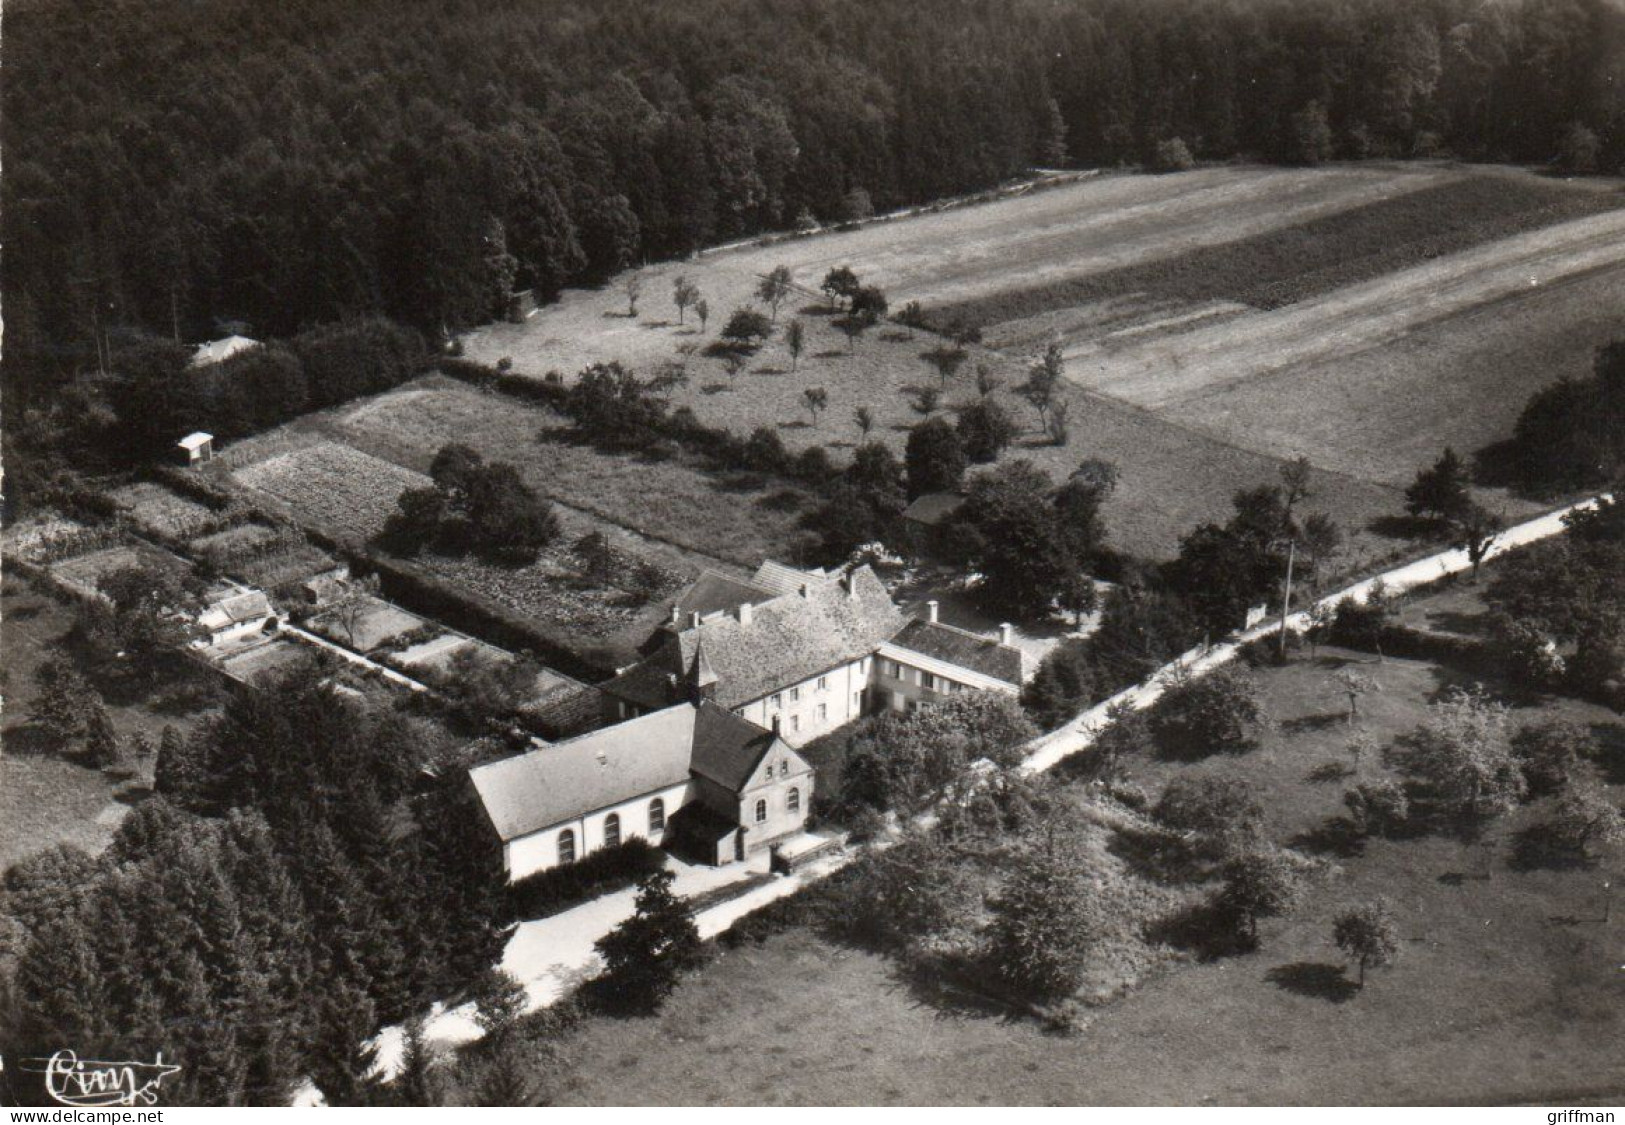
[549,611,1625,1105]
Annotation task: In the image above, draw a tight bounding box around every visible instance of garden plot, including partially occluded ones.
[309,595,428,653]
[50,542,192,600]
[110,480,223,541]
[230,439,431,541]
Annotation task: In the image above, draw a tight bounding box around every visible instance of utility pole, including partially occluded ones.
[1278,537,1297,661]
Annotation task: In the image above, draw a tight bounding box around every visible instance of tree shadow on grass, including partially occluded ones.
[1306,760,1356,783]
[777,420,811,430]
[700,383,732,395]
[1265,962,1359,1002]
[1590,723,1625,785]
[641,319,674,329]
[890,955,1024,1024]
[1508,823,1596,872]
[1291,815,1366,858]
[1106,824,1210,885]
[754,366,788,376]
[1145,899,1253,962]
[1282,712,1346,735]
[1367,514,1446,540]
[812,349,846,359]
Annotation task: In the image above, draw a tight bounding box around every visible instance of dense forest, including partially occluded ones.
[5,0,1624,403]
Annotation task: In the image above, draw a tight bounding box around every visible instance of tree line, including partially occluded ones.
[7,0,1623,401]
[1,665,507,1106]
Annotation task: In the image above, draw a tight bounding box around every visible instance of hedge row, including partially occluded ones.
[507,838,666,922]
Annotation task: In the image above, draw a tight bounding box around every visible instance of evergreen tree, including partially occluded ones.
[593,870,705,1012]
[83,704,123,769]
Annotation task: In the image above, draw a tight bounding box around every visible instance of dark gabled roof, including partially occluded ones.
[672,571,776,623]
[689,703,777,791]
[605,565,905,711]
[888,618,1026,685]
[902,492,965,526]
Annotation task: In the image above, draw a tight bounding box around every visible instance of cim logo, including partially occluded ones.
[14,1050,181,1107]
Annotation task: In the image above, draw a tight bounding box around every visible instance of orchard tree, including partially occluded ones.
[756,265,793,322]
[854,405,874,440]
[1220,849,1305,943]
[624,272,643,317]
[695,298,710,333]
[956,398,1016,463]
[1454,503,1503,582]
[850,285,888,321]
[1150,666,1268,755]
[1019,342,1064,431]
[802,386,828,426]
[1333,901,1400,989]
[671,275,700,324]
[905,417,967,498]
[821,266,859,311]
[923,344,967,388]
[785,318,806,370]
[594,870,705,1013]
[1546,786,1625,861]
[837,313,871,352]
[721,307,772,350]
[1402,685,1523,818]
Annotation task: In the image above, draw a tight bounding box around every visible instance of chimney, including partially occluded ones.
[671,605,683,627]
[799,583,810,598]
[999,623,1014,646]
[689,611,702,629]
[738,602,754,626]
[846,573,858,601]
[770,714,782,736]
[926,600,939,623]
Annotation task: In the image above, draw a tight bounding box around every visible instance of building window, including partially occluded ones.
[780,760,790,778]
[789,686,800,702]
[771,692,782,709]
[924,672,937,691]
[854,691,862,710]
[755,799,768,823]
[817,703,827,721]
[889,660,903,678]
[558,829,575,865]
[603,812,621,848]
[790,714,801,733]
[818,676,828,691]
[649,798,665,834]
[787,788,801,813]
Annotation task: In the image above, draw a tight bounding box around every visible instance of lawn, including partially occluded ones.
[549,640,1625,1106]
[1,574,218,872]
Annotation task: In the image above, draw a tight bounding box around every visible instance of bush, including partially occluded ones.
[1151,137,1195,172]
[1149,667,1267,757]
[1511,721,1595,798]
[1342,780,1410,837]
[1153,776,1264,858]
[506,838,665,921]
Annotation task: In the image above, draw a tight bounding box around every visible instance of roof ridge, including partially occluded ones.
[901,617,1009,648]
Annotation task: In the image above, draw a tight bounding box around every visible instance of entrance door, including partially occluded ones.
[734,828,746,863]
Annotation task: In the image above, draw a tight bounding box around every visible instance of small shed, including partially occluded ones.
[901,491,965,558]
[506,289,538,323]
[190,335,260,368]
[177,432,215,466]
